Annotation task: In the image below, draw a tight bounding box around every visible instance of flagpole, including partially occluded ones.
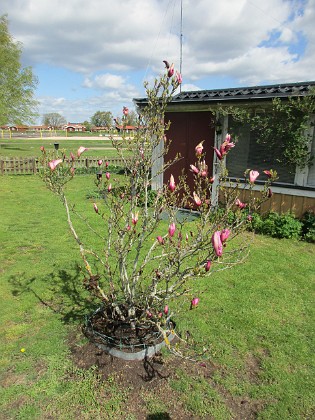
[179,0,183,93]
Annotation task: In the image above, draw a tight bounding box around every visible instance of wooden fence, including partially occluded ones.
[0,157,128,175]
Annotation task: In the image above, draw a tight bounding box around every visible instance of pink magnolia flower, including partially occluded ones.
[164,305,169,315]
[219,137,235,156]
[235,198,246,209]
[146,310,152,318]
[70,152,75,161]
[175,71,182,84]
[48,159,63,171]
[193,192,202,206]
[209,176,215,184]
[215,134,235,161]
[263,170,272,178]
[105,172,110,180]
[167,63,174,77]
[268,188,273,198]
[247,214,253,221]
[70,167,75,176]
[93,203,98,214]
[199,160,208,177]
[127,225,131,231]
[214,147,223,160]
[107,184,112,192]
[132,212,139,225]
[195,141,204,157]
[169,174,176,192]
[205,260,211,272]
[77,146,87,157]
[190,164,199,174]
[105,161,109,168]
[220,228,231,243]
[225,133,232,143]
[249,170,259,183]
[212,231,223,257]
[157,235,164,245]
[191,297,199,308]
[40,146,45,152]
[168,222,176,238]
[98,159,103,166]
[123,106,129,116]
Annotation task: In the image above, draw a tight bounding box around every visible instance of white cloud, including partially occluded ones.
[2,0,314,121]
[83,74,127,90]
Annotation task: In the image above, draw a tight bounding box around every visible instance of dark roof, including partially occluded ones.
[134,81,315,106]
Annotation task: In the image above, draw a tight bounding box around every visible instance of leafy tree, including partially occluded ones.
[0,14,38,125]
[82,120,92,131]
[91,111,113,127]
[42,113,67,129]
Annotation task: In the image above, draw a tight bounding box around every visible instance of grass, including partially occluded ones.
[0,136,132,158]
[0,174,314,419]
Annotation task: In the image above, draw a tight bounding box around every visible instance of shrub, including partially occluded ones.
[249,211,302,239]
[301,211,315,243]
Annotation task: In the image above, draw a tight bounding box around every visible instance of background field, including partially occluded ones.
[0,173,314,419]
[0,136,131,158]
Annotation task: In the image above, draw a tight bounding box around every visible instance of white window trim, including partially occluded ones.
[294,115,315,187]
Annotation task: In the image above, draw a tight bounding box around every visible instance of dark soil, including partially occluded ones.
[68,326,267,419]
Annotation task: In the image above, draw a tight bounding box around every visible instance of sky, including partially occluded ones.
[1,0,314,124]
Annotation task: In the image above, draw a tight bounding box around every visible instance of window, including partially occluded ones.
[226,118,295,184]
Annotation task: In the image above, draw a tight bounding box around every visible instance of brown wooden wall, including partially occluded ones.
[164,111,215,192]
[220,188,315,218]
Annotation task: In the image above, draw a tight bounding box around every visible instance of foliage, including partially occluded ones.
[214,89,315,169]
[301,210,315,243]
[249,211,303,239]
[0,15,38,125]
[39,63,275,337]
[91,110,113,128]
[42,112,67,128]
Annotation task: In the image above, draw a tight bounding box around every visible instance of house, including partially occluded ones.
[113,118,138,134]
[28,125,51,131]
[0,125,29,132]
[134,81,315,217]
[91,126,110,133]
[63,123,86,132]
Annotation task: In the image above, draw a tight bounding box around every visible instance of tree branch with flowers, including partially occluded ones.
[39,61,276,357]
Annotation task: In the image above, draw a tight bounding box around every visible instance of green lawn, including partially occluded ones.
[0,174,314,419]
[0,136,131,158]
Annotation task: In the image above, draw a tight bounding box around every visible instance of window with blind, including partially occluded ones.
[226,119,296,185]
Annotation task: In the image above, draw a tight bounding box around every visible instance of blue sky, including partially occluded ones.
[1,0,314,124]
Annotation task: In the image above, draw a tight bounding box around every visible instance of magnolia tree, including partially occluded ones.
[39,62,276,353]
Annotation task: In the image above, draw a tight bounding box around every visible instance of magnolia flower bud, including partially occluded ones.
[191,297,199,308]
[77,146,87,157]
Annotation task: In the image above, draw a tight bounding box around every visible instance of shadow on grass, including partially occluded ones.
[8,263,97,324]
[146,413,171,420]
